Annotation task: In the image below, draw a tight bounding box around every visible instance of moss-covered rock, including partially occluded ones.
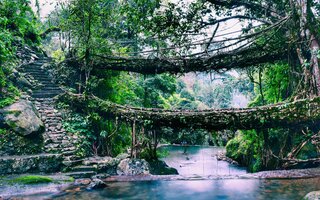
[226,131,262,172]
[0,154,63,174]
[0,129,43,156]
[10,175,53,184]
[148,160,178,175]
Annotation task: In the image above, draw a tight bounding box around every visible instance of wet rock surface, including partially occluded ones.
[148,160,178,175]
[86,178,107,190]
[74,178,92,186]
[304,191,320,200]
[117,158,150,176]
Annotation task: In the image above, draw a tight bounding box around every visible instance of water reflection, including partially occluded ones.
[54,178,320,200]
[46,145,320,199]
[159,145,247,176]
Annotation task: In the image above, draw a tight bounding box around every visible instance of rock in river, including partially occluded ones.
[0,99,44,136]
[117,158,150,176]
[304,191,320,200]
[86,178,107,190]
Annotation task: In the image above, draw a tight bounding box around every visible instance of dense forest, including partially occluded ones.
[0,0,320,185]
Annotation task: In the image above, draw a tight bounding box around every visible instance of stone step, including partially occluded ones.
[31,76,52,81]
[70,166,97,172]
[63,146,77,152]
[33,88,62,93]
[24,74,50,79]
[62,150,77,156]
[45,120,61,124]
[30,62,45,66]
[33,80,54,84]
[36,107,55,111]
[64,155,82,161]
[33,91,62,95]
[27,71,51,78]
[44,149,61,153]
[32,93,62,98]
[27,72,49,77]
[39,86,61,90]
[33,98,53,101]
[63,159,84,167]
[23,67,44,71]
[47,136,64,141]
[45,138,63,144]
[45,143,60,149]
[64,171,97,179]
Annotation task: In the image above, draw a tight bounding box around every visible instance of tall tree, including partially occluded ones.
[89,0,320,98]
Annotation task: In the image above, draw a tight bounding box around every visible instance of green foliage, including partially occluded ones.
[156,148,169,158]
[0,0,40,45]
[230,63,296,171]
[0,67,6,91]
[159,127,208,145]
[10,175,53,185]
[61,110,94,157]
[0,83,20,108]
[142,74,177,108]
[249,63,290,106]
[226,130,263,172]
[0,0,38,108]
[0,129,6,135]
[60,101,131,157]
[51,49,65,62]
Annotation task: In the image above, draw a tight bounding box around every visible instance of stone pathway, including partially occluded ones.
[22,56,82,168]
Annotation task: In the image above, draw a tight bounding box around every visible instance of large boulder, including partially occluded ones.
[148,160,178,175]
[117,158,150,176]
[304,191,320,200]
[0,99,44,136]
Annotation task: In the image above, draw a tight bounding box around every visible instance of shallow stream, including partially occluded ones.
[3,146,320,199]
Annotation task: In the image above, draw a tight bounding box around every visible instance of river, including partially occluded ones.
[159,145,246,177]
[4,145,319,199]
[52,145,319,200]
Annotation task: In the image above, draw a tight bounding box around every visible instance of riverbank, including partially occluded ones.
[1,167,319,199]
[102,167,320,182]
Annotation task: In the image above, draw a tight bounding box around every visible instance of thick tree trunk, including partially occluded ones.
[310,35,320,95]
[294,0,320,96]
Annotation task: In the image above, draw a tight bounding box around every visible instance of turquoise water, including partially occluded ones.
[5,146,320,199]
[54,178,320,200]
[159,145,247,176]
[53,146,319,200]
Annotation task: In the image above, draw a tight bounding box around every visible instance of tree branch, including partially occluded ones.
[40,27,61,38]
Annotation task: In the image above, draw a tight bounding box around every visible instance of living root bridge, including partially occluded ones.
[60,93,320,131]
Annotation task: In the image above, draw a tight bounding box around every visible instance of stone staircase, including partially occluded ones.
[20,55,103,178]
[21,56,83,169]
[22,57,62,98]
